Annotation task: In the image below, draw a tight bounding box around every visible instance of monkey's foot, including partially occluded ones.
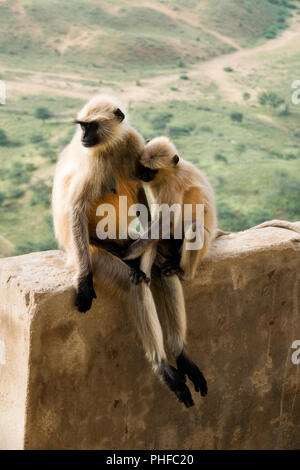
[176,351,208,397]
[161,259,184,277]
[161,362,194,408]
[75,273,97,313]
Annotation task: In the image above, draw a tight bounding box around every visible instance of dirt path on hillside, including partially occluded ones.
[141,1,241,51]
[1,13,300,105]
[129,14,300,105]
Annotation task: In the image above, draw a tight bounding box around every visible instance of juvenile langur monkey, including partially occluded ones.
[122,136,216,397]
[124,136,217,281]
[52,96,201,407]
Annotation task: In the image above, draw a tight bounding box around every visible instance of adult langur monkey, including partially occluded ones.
[52,95,205,407]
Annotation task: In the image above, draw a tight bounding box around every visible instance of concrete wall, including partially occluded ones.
[0,222,300,450]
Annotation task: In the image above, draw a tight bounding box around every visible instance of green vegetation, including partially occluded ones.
[35,107,53,121]
[0,0,299,256]
[230,112,244,123]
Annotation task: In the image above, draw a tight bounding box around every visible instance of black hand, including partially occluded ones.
[75,273,97,313]
[129,266,150,284]
[127,259,150,284]
[161,259,184,277]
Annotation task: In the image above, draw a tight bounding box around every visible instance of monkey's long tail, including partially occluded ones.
[249,219,300,235]
[215,228,231,238]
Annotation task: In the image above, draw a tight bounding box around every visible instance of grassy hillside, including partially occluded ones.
[0,0,300,256]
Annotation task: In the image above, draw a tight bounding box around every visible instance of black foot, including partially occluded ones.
[161,361,194,408]
[177,351,208,397]
[161,259,184,277]
[75,273,97,313]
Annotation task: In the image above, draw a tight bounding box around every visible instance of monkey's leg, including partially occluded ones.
[92,249,194,407]
[158,273,208,397]
[139,241,158,280]
[122,218,161,261]
[71,204,97,313]
[180,222,212,281]
[131,281,194,407]
[90,239,149,284]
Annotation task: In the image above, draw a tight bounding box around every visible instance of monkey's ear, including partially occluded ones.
[114,108,125,122]
[172,154,179,166]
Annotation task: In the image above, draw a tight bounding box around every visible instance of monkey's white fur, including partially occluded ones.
[52,97,198,405]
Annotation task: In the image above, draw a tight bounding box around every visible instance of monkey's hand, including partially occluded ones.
[75,273,97,313]
[129,266,150,285]
[126,259,150,285]
[161,259,184,277]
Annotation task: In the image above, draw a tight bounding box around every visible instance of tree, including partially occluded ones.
[258,92,284,109]
[230,112,243,123]
[35,107,52,122]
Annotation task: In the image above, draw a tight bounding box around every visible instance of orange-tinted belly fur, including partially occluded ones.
[88,179,139,241]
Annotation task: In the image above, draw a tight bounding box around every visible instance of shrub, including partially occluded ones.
[169,123,195,137]
[0,129,9,146]
[214,153,228,163]
[35,107,52,121]
[265,26,278,39]
[259,91,284,109]
[16,238,57,255]
[230,112,243,123]
[224,67,233,72]
[150,112,173,131]
[284,153,297,160]
[30,180,51,207]
[279,103,290,116]
[6,187,24,199]
[30,133,44,144]
[236,143,246,153]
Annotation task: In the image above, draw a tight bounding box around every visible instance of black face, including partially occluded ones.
[77,120,100,147]
[172,154,179,165]
[136,161,158,182]
[76,108,125,148]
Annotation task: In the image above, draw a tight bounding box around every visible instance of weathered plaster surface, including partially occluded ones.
[0,223,299,449]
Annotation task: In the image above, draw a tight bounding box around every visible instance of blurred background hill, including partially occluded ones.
[0,0,300,256]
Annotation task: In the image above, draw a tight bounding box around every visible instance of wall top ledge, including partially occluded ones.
[0,220,299,295]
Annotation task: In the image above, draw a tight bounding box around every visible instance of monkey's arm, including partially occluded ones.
[69,190,96,313]
[122,217,161,260]
[90,238,149,284]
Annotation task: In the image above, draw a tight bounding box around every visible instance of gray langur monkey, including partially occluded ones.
[124,136,217,280]
[52,96,203,407]
[122,136,217,398]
